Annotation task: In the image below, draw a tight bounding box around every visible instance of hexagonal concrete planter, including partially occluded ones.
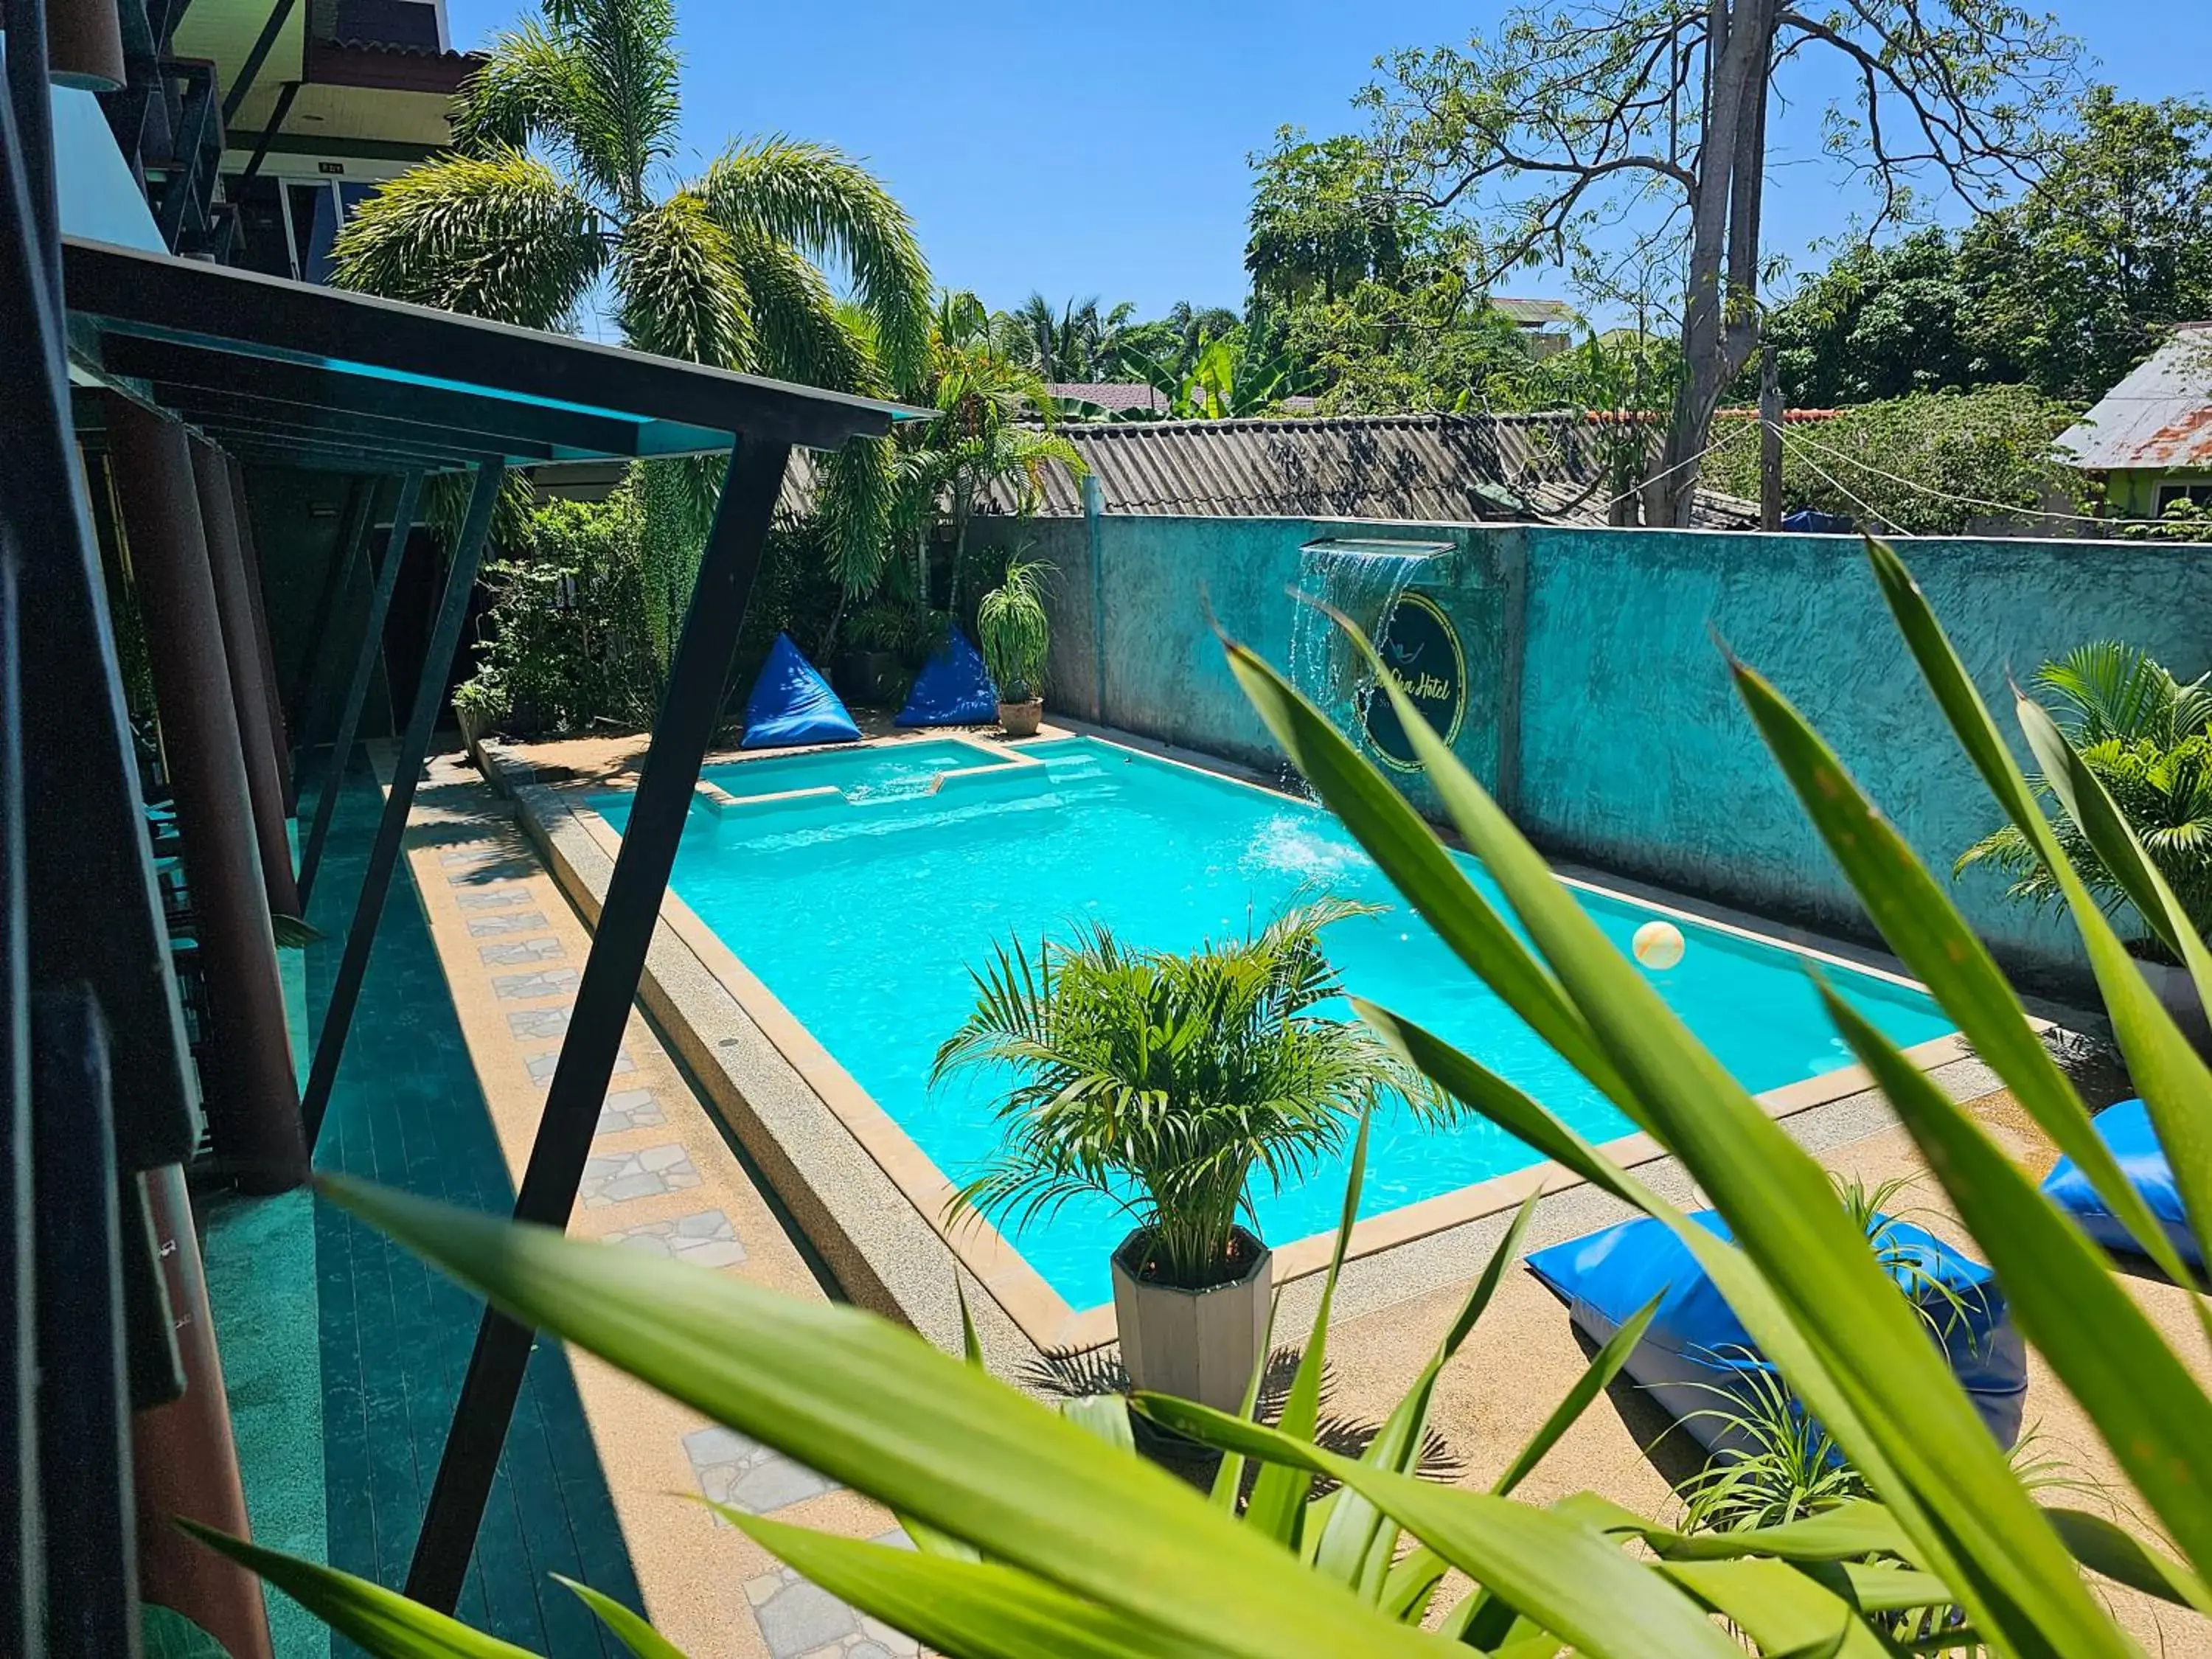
[1110,1227,1272,1413]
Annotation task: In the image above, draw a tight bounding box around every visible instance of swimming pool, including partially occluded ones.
[596,737,1954,1307]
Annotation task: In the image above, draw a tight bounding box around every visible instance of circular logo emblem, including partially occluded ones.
[1359,591,1467,772]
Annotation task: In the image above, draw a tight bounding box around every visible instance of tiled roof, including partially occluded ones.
[1047,382,1167,413]
[782,411,1758,529]
[2058,324,2212,471]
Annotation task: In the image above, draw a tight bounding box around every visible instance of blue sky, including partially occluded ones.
[445,0,2210,321]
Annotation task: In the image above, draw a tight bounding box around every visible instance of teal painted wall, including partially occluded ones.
[977,511,2212,988]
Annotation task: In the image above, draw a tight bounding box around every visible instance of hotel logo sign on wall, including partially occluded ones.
[1359,591,1467,772]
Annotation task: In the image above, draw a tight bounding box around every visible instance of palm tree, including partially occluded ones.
[1003,293,1138,382]
[329,0,932,666]
[891,292,1084,615]
[1958,641,2212,944]
[933,898,1446,1288]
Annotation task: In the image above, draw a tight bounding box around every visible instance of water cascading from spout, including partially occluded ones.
[1281,543,1433,785]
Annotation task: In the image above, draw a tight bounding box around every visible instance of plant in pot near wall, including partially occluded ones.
[976,556,1054,737]
[1955,640,2212,1039]
[934,898,1447,1411]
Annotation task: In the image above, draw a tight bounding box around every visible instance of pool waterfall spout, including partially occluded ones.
[1282,543,1434,775]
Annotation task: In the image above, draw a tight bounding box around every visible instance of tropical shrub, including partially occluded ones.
[974,557,1053,703]
[194,536,2212,1658]
[1958,642,2212,952]
[933,900,1441,1288]
[454,488,658,735]
[456,490,842,735]
[1703,386,2084,535]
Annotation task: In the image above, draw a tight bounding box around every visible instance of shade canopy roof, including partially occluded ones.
[63,236,925,473]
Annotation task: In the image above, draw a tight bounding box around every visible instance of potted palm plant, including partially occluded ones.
[975,557,1054,737]
[1955,641,2212,1046]
[933,899,1444,1410]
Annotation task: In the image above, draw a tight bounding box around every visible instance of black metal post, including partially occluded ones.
[285,480,372,727]
[301,460,502,1150]
[220,0,299,122]
[4,0,61,308]
[296,470,419,908]
[30,990,135,1659]
[403,437,793,1613]
[0,550,34,1659]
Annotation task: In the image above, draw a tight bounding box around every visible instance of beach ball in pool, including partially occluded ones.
[1632,920,1685,971]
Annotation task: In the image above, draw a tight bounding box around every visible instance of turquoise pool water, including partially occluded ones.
[700,739,1002,803]
[597,737,1954,1308]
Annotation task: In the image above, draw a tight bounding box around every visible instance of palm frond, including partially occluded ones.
[562,0,682,208]
[814,438,898,597]
[936,903,1450,1285]
[2034,641,2209,748]
[612,189,755,368]
[703,139,933,394]
[450,21,591,162]
[722,227,878,391]
[330,148,607,328]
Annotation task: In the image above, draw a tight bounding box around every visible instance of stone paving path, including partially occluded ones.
[400,750,921,1659]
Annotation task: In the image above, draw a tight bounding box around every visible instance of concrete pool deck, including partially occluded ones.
[479,720,2003,1368]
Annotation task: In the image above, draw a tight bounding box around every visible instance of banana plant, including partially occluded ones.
[182,537,2211,1655]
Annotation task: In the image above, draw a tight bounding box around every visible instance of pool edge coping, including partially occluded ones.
[491,729,1998,1359]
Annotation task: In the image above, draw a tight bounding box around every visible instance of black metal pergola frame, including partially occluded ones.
[10,192,920,1636]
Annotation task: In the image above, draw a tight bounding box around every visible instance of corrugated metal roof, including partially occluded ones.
[781,411,1759,529]
[1492,297,1578,327]
[2058,324,2212,470]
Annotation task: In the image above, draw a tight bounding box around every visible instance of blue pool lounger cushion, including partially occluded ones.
[1526,1210,2026,1453]
[741,633,862,751]
[896,630,998,727]
[2042,1098,2202,1268]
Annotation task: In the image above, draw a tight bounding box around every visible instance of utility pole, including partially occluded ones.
[1759,341,1783,532]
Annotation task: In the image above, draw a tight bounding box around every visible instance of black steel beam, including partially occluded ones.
[221,0,297,122]
[300,460,502,1149]
[403,437,793,1613]
[30,990,135,1659]
[105,335,644,459]
[65,238,899,453]
[159,386,560,464]
[186,411,518,469]
[296,471,417,907]
[288,479,375,729]
[236,78,297,192]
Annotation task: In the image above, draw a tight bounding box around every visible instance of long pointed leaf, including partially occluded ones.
[1220,627,1630,1107]
[1133,1394,1745,1658]
[552,1578,686,1659]
[1313,1189,1543,1594]
[719,1511,1217,1659]
[316,1176,1431,1659]
[1492,1295,1660,1498]
[1244,1110,1370,1548]
[2018,693,2212,1267]
[1658,1557,1893,1659]
[2043,1507,2212,1617]
[1265,625,2126,1659]
[1728,652,2208,1315]
[1820,981,2212,1586]
[177,1520,542,1658]
[1857,536,2212,1313]
[1209,1290,1280,1513]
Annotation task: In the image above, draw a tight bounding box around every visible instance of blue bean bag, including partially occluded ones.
[741,633,861,751]
[1526,1210,2025,1453]
[895,630,998,727]
[2042,1099,2202,1269]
